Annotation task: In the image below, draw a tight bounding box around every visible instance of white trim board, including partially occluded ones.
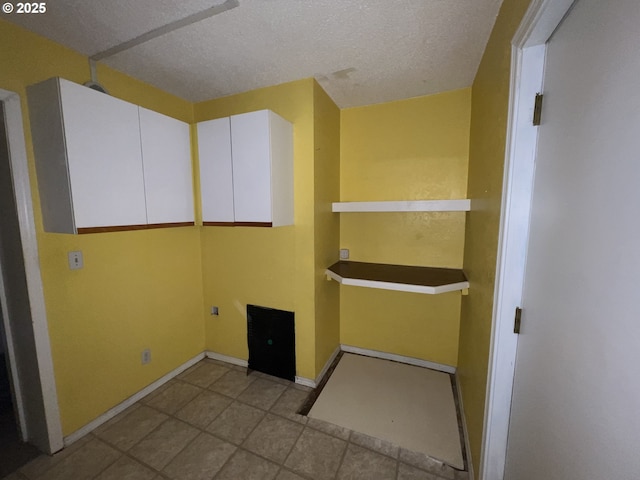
[313,345,341,386]
[1,89,64,454]
[205,350,248,368]
[480,1,576,479]
[332,199,470,213]
[340,344,456,375]
[206,350,317,388]
[456,376,475,480]
[325,269,470,295]
[64,352,205,446]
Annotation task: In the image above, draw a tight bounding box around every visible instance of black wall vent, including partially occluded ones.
[247,304,295,381]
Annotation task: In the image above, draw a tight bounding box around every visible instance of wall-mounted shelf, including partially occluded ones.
[326,261,469,294]
[332,199,470,213]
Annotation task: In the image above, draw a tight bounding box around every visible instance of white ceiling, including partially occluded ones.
[7,0,503,108]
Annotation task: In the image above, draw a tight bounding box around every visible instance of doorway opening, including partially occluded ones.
[0,100,43,476]
[0,89,63,463]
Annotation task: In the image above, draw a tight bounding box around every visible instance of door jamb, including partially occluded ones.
[479,1,575,479]
[0,88,64,454]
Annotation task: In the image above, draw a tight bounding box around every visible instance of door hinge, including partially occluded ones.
[514,307,523,334]
[533,93,544,126]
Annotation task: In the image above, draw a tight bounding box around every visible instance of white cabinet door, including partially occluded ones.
[139,107,194,224]
[230,110,272,223]
[197,117,235,223]
[197,109,293,227]
[59,79,147,228]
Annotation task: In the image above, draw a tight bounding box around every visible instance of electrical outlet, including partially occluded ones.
[141,348,151,365]
[211,306,219,316]
[68,251,83,270]
[339,248,350,260]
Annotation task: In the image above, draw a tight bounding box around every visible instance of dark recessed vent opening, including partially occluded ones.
[247,304,295,381]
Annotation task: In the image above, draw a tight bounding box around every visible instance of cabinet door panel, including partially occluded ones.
[198,118,235,223]
[230,110,272,223]
[59,80,147,228]
[139,107,194,224]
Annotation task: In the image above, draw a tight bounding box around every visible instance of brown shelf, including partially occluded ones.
[325,261,469,294]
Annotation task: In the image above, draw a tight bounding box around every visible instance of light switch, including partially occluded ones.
[68,251,83,270]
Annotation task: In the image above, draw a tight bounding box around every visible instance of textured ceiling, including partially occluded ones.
[6,0,503,108]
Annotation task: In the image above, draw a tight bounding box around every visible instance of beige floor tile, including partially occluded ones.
[208,370,256,398]
[93,404,141,437]
[175,390,231,428]
[270,388,310,424]
[1,472,27,480]
[398,450,455,480]
[350,431,399,459]
[290,382,313,392]
[253,371,295,386]
[143,381,202,415]
[19,435,92,479]
[35,438,120,480]
[243,414,304,463]
[178,362,230,388]
[214,450,279,480]
[306,418,352,441]
[94,405,168,451]
[129,419,199,470]
[454,470,469,480]
[284,427,347,480]
[275,470,306,480]
[162,433,236,480]
[336,444,397,480]
[206,401,265,445]
[237,379,287,410]
[93,455,157,480]
[397,463,437,480]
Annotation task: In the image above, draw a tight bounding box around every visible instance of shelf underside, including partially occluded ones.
[332,199,470,213]
[326,261,469,294]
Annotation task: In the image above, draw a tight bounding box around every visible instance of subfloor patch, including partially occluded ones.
[307,353,465,469]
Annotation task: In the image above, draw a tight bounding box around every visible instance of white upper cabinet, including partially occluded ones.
[198,109,294,227]
[27,77,195,233]
[139,107,194,225]
[197,117,235,224]
[28,77,147,232]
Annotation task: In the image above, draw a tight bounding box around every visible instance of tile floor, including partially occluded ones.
[3,359,469,480]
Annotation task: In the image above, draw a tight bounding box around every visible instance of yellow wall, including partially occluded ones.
[1,20,205,435]
[457,0,532,472]
[312,82,341,375]
[194,79,319,380]
[2,4,526,458]
[339,89,471,366]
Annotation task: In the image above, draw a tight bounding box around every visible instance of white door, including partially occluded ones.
[504,0,640,478]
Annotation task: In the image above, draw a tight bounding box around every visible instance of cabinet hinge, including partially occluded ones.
[533,93,544,126]
[514,307,523,334]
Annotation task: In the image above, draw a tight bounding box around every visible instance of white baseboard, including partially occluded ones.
[206,350,316,388]
[314,345,341,385]
[456,375,475,480]
[294,376,316,388]
[63,352,205,446]
[293,345,341,388]
[340,344,457,375]
[205,350,248,368]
